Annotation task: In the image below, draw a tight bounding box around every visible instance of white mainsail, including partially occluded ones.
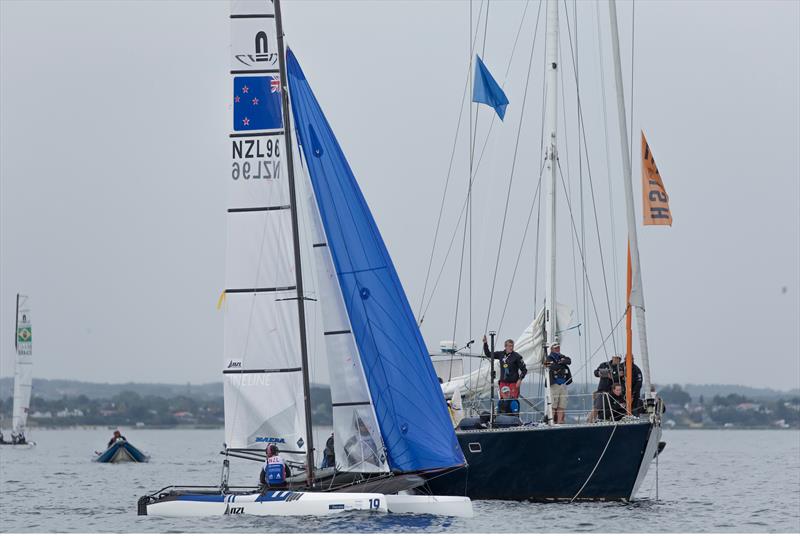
[440,304,572,401]
[13,294,33,437]
[223,0,307,458]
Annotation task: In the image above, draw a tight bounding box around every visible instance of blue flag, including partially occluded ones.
[233,75,283,131]
[472,55,509,120]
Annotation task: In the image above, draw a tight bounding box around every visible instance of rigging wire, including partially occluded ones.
[418,0,539,325]
[594,0,622,347]
[561,7,618,352]
[417,0,487,321]
[556,159,611,360]
[496,161,546,334]
[482,0,545,335]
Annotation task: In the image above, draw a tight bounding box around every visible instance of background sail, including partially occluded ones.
[440,304,573,400]
[13,294,33,436]
[287,49,464,473]
[223,0,307,457]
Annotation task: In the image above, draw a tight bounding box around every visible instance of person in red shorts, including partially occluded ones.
[482,335,527,399]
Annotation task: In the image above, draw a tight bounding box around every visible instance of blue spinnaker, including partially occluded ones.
[286,49,464,473]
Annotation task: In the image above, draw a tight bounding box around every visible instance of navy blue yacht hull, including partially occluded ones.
[424,420,660,501]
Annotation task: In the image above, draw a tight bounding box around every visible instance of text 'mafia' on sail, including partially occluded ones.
[224,0,307,460]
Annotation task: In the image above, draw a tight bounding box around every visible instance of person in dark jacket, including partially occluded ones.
[544,341,572,424]
[630,358,644,415]
[603,383,628,421]
[107,430,126,448]
[482,335,527,399]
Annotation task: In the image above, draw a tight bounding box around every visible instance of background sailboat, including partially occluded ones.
[422,0,664,500]
[1,293,34,447]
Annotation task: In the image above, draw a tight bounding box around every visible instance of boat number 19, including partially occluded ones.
[369,498,380,510]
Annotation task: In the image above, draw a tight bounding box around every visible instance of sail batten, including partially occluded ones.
[287,49,464,473]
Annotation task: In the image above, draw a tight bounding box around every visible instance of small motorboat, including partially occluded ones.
[95,439,149,463]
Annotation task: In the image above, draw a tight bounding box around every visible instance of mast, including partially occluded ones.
[608,0,652,393]
[625,243,633,413]
[542,0,559,424]
[273,0,315,486]
[14,293,19,351]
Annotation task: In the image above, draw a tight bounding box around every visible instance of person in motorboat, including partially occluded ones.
[260,444,291,489]
[107,430,126,447]
[482,335,527,399]
[544,341,572,424]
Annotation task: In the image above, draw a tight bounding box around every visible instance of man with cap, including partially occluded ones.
[260,444,292,489]
[544,341,572,424]
[482,335,527,400]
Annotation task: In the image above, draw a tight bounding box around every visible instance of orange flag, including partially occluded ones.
[642,132,672,226]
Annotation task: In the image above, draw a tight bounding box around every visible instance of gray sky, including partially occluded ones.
[1,0,798,390]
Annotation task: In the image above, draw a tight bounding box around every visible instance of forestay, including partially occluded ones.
[223,0,307,458]
[286,49,464,473]
[13,294,33,436]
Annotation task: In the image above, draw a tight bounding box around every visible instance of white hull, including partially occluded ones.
[143,490,473,518]
[385,494,473,517]
[146,491,387,517]
[0,442,36,449]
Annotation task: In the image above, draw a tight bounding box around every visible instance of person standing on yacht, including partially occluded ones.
[544,341,572,424]
[482,335,527,399]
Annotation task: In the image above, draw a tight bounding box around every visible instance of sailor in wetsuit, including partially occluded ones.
[260,444,291,489]
[107,430,126,447]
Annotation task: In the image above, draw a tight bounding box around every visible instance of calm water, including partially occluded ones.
[1,428,798,533]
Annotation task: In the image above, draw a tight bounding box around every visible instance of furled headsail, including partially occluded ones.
[13,294,33,438]
[223,0,307,458]
[287,49,464,473]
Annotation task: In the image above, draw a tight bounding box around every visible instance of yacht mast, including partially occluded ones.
[273,0,316,486]
[608,0,652,393]
[543,0,559,423]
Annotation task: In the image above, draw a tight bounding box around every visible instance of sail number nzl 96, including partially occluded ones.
[232,137,281,180]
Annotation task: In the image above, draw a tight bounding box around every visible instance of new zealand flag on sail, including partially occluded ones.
[233,75,283,131]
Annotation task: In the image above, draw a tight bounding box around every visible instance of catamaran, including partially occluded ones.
[419,0,666,500]
[137,0,471,517]
[1,294,34,448]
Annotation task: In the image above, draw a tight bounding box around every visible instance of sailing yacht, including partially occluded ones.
[423,0,665,500]
[1,294,34,448]
[137,0,471,517]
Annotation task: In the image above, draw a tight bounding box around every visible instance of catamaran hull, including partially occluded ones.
[141,490,387,517]
[0,442,36,448]
[425,420,661,501]
[139,490,473,518]
[95,441,149,463]
[385,494,473,517]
